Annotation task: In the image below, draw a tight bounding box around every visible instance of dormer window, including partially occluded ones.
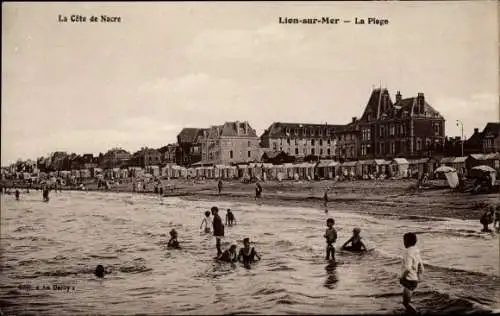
[319,129,323,136]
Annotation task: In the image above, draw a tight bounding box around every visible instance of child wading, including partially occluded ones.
[226,209,236,226]
[400,232,424,314]
[167,229,181,249]
[324,218,337,261]
[200,211,211,233]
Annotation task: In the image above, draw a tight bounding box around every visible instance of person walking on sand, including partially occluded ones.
[323,188,329,207]
[212,206,225,257]
[217,179,223,194]
[400,232,424,314]
[255,181,263,200]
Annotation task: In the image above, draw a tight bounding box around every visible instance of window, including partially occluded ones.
[319,129,323,136]
[326,129,330,136]
[287,138,291,145]
[311,139,316,146]
[379,143,384,155]
[434,123,440,136]
[295,148,299,155]
[391,142,395,154]
[390,125,395,136]
[273,143,277,150]
[248,141,251,147]
[229,150,233,159]
[416,139,422,151]
[320,149,323,155]
[248,151,251,158]
[311,148,315,155]
[319,139,323,146]
[327,139,331,146]
[327,148,331,156]
[295,139,298,145]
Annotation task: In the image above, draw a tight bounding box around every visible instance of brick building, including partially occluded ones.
[176,128,204,166]
[100,148,132,169]
[481,122,500,153]
[131,147,162,167]
[158,144,178,164]
[356,88,445,159]
[197,121,261,165]
[260,122,343,160]
[335,118,361,161]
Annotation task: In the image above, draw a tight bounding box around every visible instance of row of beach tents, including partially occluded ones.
[3,153,499,182]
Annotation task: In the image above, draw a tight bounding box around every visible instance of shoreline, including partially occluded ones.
[4,179,498,222]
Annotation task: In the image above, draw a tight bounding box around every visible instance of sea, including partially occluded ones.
[1,190,499,315]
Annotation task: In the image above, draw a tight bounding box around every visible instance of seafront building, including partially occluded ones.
[260,122,343,161]
[195,121,261,166]
[356,88,446,160]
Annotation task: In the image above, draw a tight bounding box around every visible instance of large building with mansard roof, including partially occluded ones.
[356,88,445,159]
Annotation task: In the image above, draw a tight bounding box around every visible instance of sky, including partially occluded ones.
[2,1,499,165]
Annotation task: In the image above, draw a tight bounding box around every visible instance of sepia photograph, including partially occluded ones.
[1,1,499,315]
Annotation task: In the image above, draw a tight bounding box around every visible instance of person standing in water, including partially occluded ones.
[15,189,20,201]
[324,218,337,261]
[225,209,236,226]
[323,188,329,207]
[200,211,212,233]
[238,238,261,265]
[400,232,424,314]
[212,207,225,257]
[217,179,223,194]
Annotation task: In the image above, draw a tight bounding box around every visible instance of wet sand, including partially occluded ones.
[5,179,498,221]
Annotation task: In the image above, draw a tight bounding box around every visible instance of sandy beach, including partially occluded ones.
[6,178,498,222]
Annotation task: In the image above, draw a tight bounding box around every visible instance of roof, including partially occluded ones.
[359,89,443,122]
[317,160,339,167]
[372,159,390,165]
[356,160,372,165]
[177,128,203,143]
[484,152,500,160]
[440,157,455,163]
[481,122,500,138]
[342,161,357,167]
[392,158,409,165]
[407,158,429,164]
[451,156,467,163]
[261,122,345,139]
[203,121,258,139]
[468,154,485,160]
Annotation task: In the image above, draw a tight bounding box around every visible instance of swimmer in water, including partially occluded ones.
[341,227,367,252]
[225,209,236,226]
[95,264,105,278]
[238,238,261,264]
[217,242,238,263]
[324,218,337,261]
[200,211,212,233]
[167,229,181,249]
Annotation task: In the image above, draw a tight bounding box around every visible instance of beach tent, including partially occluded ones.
[440,157,455,167]
[450,157,467,176]
[390,158,410,178]
[356,160,372,178]
[341,161,357,178]
[317,160,338,179]
[470,165,497,186]
[371,159,390,176]
[434,166,459,188]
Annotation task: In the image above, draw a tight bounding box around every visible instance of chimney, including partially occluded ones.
[396,91,402,103]
[352,117,356,123]
[417,92,425,113]
[474,128,479,134]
